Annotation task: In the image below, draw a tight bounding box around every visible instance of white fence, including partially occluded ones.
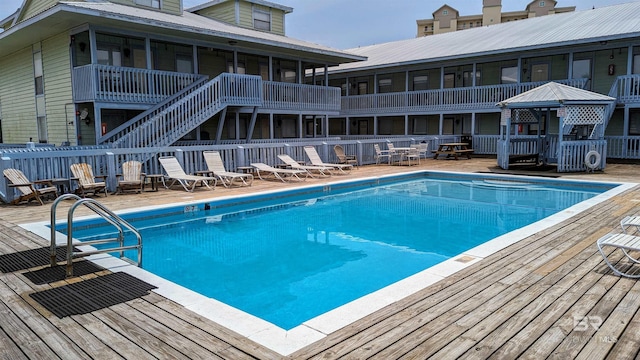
[0,137,457,203]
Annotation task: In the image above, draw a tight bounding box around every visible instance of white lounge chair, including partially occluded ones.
[159,156,216,192]
[277,154,332,178]
[251,162,307,182]
[303,146,353,174]
[621,216,640,233]
[597,232,640,278]
[203,151,253,187]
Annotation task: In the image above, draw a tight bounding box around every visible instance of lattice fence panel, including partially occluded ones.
[564,105,605,125]
[512,109,538,123]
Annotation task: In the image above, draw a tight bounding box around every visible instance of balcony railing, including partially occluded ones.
[610,74,640,104]
[340,79,589,115]
[263,81,341,112]
[72,64,207,104]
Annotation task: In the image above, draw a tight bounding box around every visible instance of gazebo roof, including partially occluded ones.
[496,82,616,108]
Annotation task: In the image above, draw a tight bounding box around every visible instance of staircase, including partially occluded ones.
[103,73,263,148]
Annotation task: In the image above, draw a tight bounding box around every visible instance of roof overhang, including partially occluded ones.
[0,3,364,66]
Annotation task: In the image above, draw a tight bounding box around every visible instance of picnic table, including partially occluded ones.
[432,142,474,160]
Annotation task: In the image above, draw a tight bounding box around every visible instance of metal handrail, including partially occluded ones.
[49,194,142,277]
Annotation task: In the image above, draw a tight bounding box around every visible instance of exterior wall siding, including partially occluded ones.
[0,48,38,143]
[270,8,285,35]
[42,32,75,146]
[239,2,253,29]
[19,0,58,22]
[195,2,237,24]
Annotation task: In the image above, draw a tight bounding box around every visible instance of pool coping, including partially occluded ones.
[21,170,636,356]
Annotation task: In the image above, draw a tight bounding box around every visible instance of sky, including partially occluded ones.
[0,0,636,49]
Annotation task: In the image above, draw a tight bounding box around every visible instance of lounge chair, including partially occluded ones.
[159,156,216,192]
[116,160,144,194]
[333,144,358,167]
[3,168,58,205]
[70,163,108,197]
[303,146,353,174]
[277,154,332,178]
[374,144,392,165]
[251,162,308,182]
[621,216,640,233]
[597,232,640,278]
[203,151,253,187]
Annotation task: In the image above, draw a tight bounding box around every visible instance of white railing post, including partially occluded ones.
[106,152,117,193]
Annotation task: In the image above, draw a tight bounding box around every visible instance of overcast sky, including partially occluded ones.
[0,0,636,49]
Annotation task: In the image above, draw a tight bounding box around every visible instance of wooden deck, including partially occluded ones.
[1,158,640,359]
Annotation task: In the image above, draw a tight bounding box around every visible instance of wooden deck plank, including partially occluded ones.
[1,274,94,360]
[577,279,640,359]
[149,294,281,359]
[129,294,265,360]
[2,272,128,360]
[110,300,225,360]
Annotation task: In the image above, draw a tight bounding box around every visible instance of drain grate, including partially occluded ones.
[23,261,105,285]
[0,247,72,273]
[29,272,157,318]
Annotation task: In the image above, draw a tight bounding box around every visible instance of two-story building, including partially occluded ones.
[315,1,640,168]
[0,0,364,147]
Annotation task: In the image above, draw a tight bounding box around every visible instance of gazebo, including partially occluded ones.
[496,82,616,172]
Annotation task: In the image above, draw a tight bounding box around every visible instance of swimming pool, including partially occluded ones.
[36,171,630,355]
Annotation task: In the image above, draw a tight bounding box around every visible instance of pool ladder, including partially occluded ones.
[49,194,142,278]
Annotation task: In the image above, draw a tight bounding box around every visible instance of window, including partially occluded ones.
[633,54,640,74]
[463,71,480,87]
[501,66,518,84]
[539,1,545,7]
[136,0,160,8]
[378,78,392,93]
[413,75,429,91]
[444,73,455,88]
[531,63,549,82]
[176,54,193,74]
[97,45,122,66]
[572,59,591,79]
[358,82,368,95]
[253,7,271,31]
[443,10,448,15]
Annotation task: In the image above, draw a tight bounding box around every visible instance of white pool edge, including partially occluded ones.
[20,173,637,356]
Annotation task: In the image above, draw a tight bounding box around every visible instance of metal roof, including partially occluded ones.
[330,1,640,73]
[0,1,364,65]
[496,82,616,108]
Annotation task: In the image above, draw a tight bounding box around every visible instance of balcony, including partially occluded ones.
[73,64,206,104]
[340,79,589,115]
[72,64,342,114]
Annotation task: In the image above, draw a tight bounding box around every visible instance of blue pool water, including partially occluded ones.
[64,173,615,330]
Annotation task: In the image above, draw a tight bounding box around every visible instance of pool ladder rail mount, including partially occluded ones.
[49,194,143,277]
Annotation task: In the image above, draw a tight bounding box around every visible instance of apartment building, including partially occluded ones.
[416,0,575,37]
